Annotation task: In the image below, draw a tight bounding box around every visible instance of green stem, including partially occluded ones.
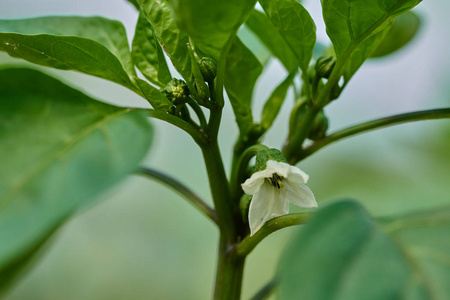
[214,39,233,108]
[235,213,312,257]
[282,58,346,160]
[201,142,235,238]
[213,237,246,300]
[249,278,277,300]
[180,105,202,130]
[292,108,450,163]
[208,80,216,103]
[138,167,218,225]
[207,36,248,300]
[229,144,269,201]
[148,109,206,145]
[202,141,246,300]
[188,97,208,129]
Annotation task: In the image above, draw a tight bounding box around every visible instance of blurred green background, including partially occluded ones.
[1,0,449,299]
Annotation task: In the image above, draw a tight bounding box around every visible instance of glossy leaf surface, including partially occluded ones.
[137,0,192,83]
[170,0,257,60]
[259,0,316,73]
[0,16,138,91]
[321,0,422,80]
[261,73,295,130]
[224,37,262,134]
[246,9,298,72]
[132,13,172,87]
[237,25,271,67]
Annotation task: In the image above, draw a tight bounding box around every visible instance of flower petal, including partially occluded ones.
[242,160,294,195]
[265,160,290,177]
[272,193,290,218]
[287,164,309,184]
[283,180,317,208]
[241,177,264,195]
[248,182,287,236]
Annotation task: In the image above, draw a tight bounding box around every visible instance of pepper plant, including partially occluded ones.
[1,0,450,299]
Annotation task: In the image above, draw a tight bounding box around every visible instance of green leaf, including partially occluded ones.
[0,16,138,91]
[370,11,421,58]
[170,0,257,60]
[246,9,298,72]
[224,37,263,133]
[261,72,295,130]
[321,0,422,81]
[133,77,172,111]
[0,68,152,292]
[237,25,271,67]
[137,0,192,83]
[259,0,316,73]
[132,13,172,87]
[126,0,140,10]
[279,200,450,300]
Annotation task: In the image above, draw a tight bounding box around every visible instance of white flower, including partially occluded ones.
[241,160,317,236]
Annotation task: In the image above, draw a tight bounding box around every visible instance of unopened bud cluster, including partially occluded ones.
[161,78,189,105]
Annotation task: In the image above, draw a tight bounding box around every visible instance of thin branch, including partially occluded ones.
[187,97,208,129]
[235,213,312,257]
[292,108,450,163]
[249,278,277,300]
[138,167,218,225]
[229,144,269,201]
[148,109,206,146]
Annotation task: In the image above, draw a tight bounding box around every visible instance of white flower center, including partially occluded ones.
[267,173,284,189]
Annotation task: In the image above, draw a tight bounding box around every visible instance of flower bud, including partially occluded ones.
[308,110,328,140]
[197,57,217,82]
[161,78,189,105]
[255,148,287,172]
[315,56,336,79]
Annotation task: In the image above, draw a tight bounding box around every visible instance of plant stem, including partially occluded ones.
[188,97,208,129]
[249,278,277,300]
[201,141,236,238]
[213,237,246,300]
[148,109,206,145]
[229,144,269,201]
[208,36,247,300]
[202,140,247,300]
[235,213,312,257]
[292,108,450,163]
[282,58,346,160]
[138,167,218,225]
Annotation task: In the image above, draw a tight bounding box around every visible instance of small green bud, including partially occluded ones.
[255,148,287,172]
[288,99,308,139]
[315,56,336,79]
[197,57,217,82]
[240,194,252,222]
[161,78,189,105]
[308,110,329,140]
